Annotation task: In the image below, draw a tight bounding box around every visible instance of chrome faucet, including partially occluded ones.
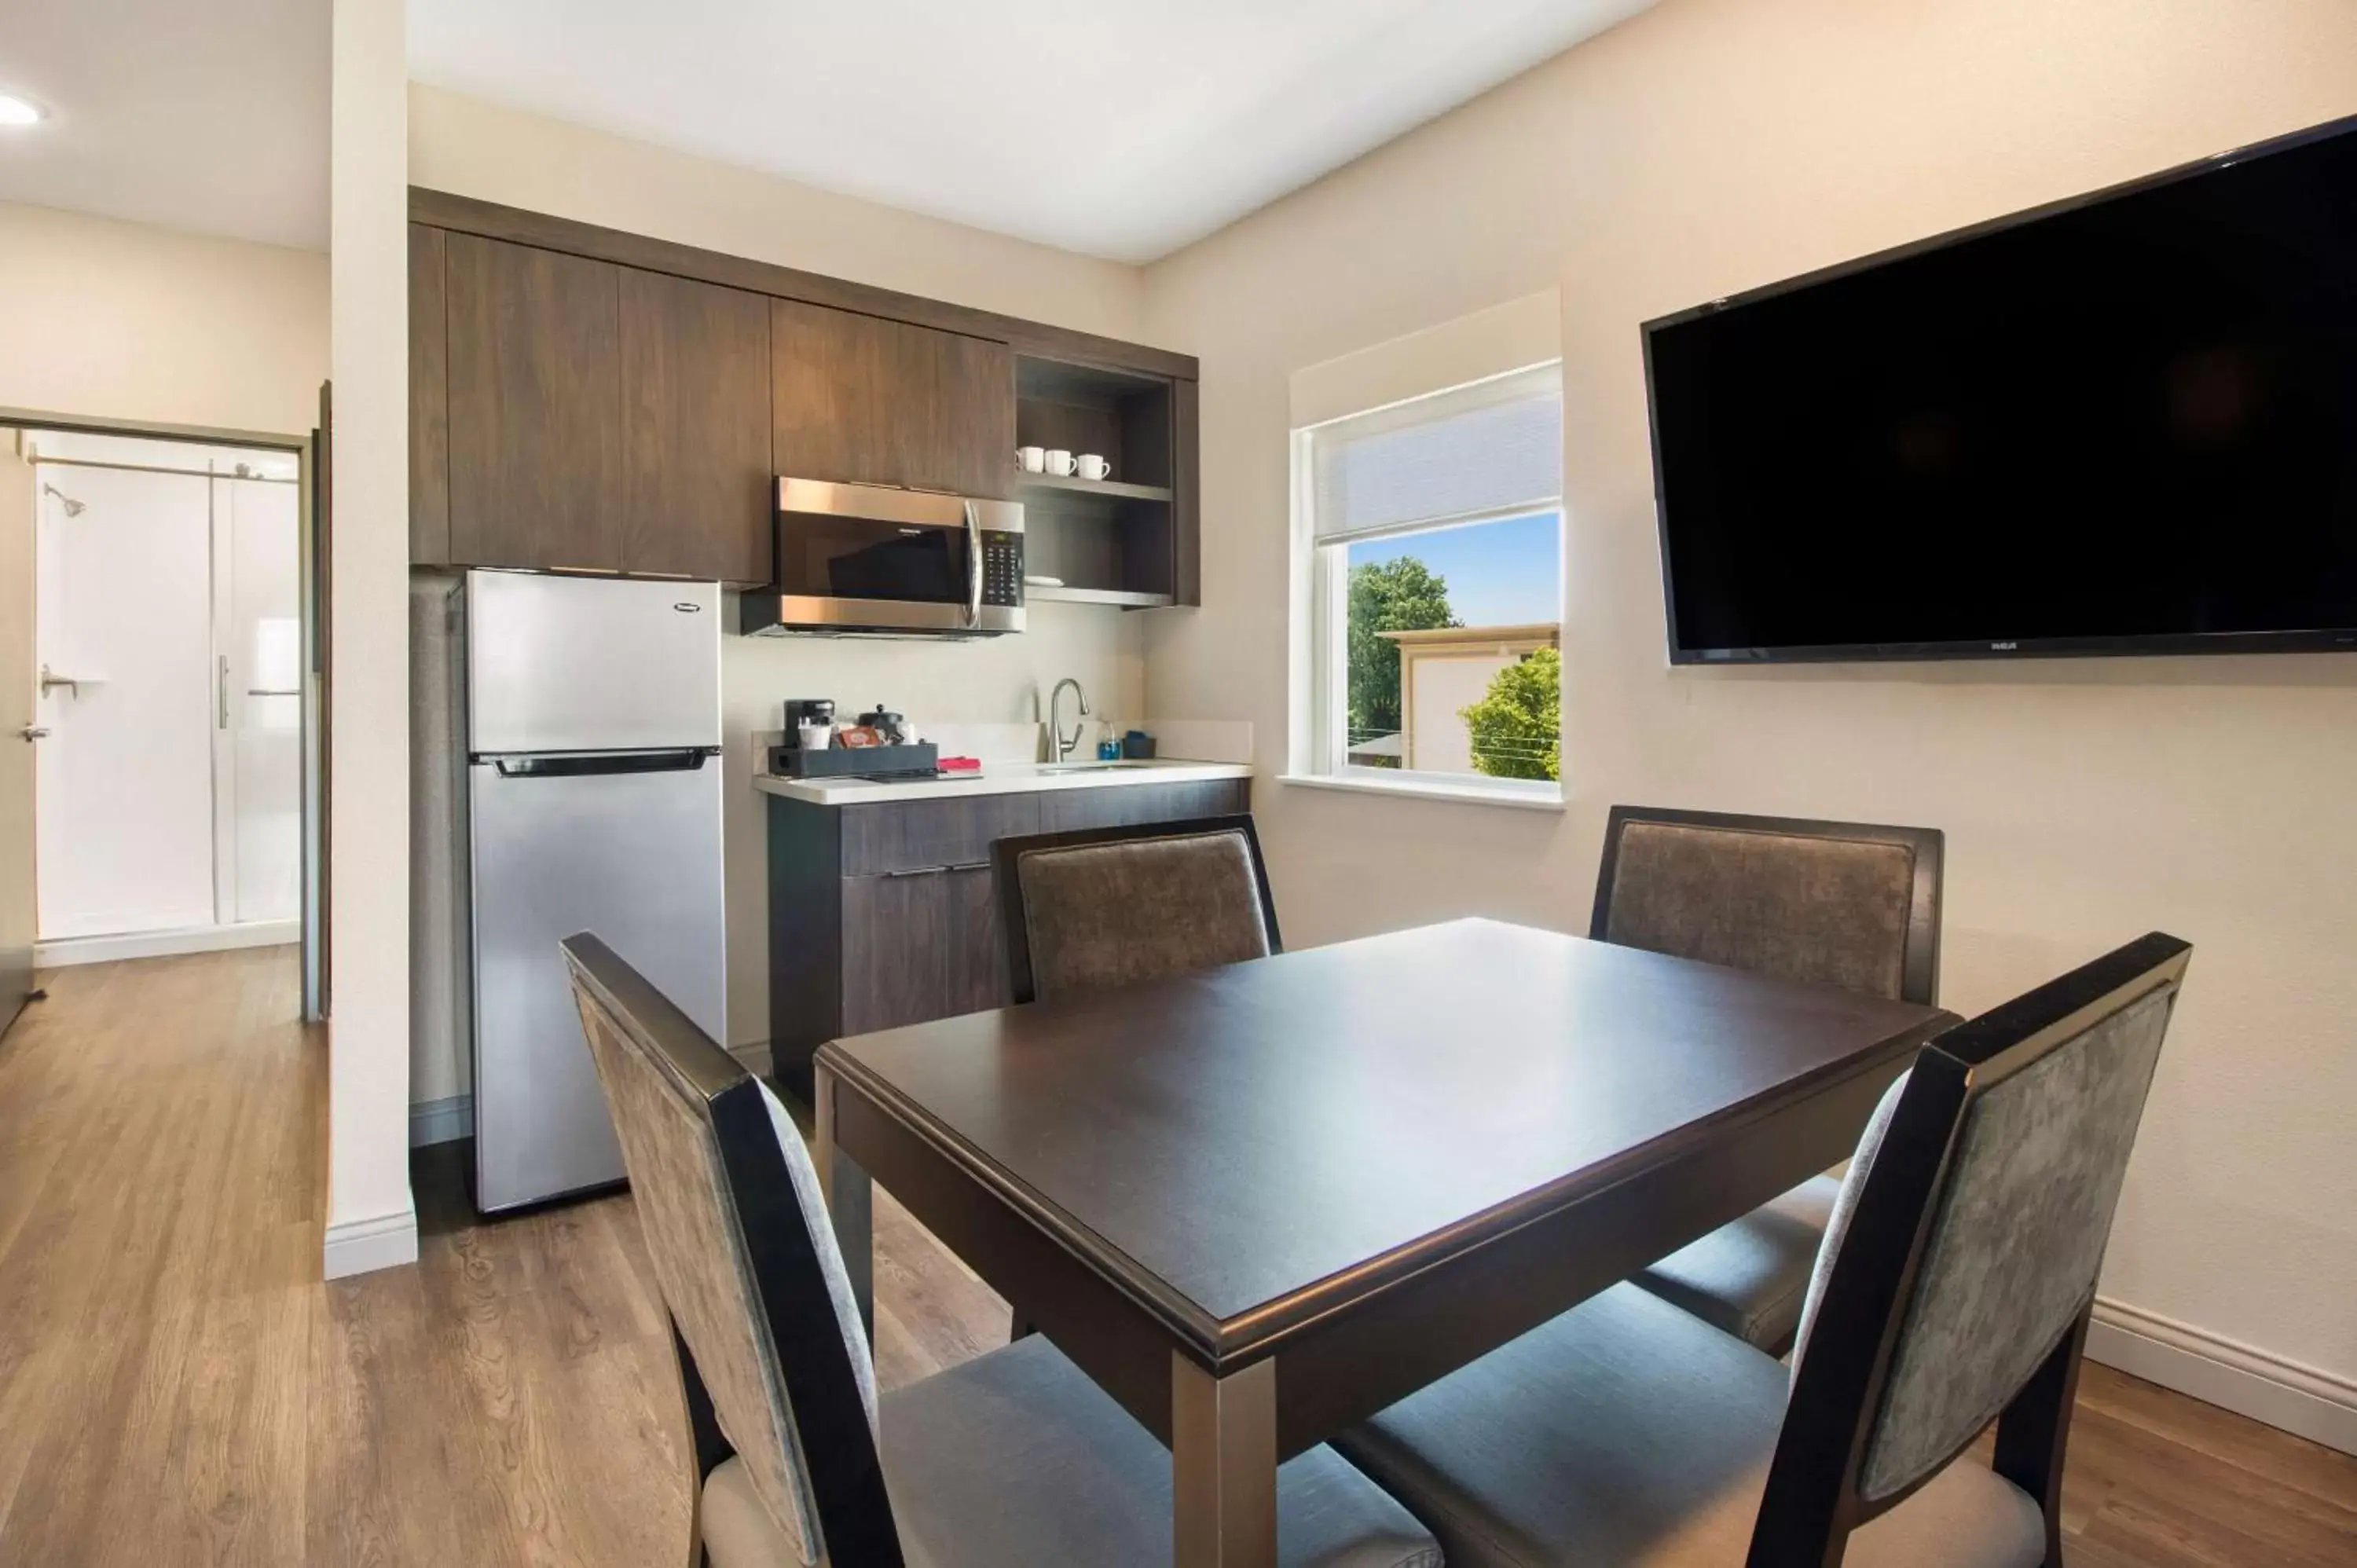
[1049,677,1091,762]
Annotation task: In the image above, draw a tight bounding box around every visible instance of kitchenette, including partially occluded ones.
[404,189,1237,1210]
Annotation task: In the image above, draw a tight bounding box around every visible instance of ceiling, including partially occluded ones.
[409,0,1655,264]
[0,2,1648,263]
[0,0,329,251]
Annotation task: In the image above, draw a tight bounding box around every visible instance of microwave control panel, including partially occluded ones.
[982,531,1025,608]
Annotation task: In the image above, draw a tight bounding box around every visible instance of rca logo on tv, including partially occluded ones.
[1990,641,2019,651]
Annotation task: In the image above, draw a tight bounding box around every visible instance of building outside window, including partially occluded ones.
[1297,362,1564,800]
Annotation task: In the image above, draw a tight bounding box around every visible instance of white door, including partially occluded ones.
[35,466,215,939]
[213,476,302,925]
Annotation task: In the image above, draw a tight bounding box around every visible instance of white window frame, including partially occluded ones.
[1287,365,1566,810]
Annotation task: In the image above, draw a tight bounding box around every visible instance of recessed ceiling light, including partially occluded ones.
[0,93,46,126]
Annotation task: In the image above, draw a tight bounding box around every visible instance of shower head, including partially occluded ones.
[42,482,84,518]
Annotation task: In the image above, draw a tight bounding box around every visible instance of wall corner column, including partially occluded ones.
[324,0,416,1279]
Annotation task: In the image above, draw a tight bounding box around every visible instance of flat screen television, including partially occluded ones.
[1644,115,2357,663]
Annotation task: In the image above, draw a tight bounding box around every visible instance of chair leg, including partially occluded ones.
[1992,1303,2091,1568]
[674,1322,735,1568]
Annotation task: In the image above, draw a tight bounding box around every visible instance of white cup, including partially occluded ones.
[797,721,833,751]
[1016,446,1045,473]
[1076,453,1112,482]
[1045,449,1077,477]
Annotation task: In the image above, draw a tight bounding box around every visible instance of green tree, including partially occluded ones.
[1459,646,1560,782]
[1347,558,1458,751]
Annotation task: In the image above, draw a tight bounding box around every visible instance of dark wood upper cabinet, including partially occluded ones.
[772,299,1015,500]
[444,233,625,572]
[618,269,773,583]
[926,327,1018,500]
[408,224,450,566]
[409,193,1190,593]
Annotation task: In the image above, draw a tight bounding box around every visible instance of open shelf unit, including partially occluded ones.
[1015,356,1185,607]
[1016,472,1174,504]
[1025,584,1176,609]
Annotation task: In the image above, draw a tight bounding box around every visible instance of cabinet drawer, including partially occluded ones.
[840,795,1043,877]
[1037,779,1248,833]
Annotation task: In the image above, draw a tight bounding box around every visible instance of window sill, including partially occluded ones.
[1278,771,1567,813]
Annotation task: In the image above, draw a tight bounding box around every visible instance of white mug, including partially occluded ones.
[1045,449,1077,477]
[797,721,834,751]
[1076,453,1112,482]
[1016,446,1045,473]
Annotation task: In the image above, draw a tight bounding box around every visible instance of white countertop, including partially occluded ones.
[755,757,1255,806]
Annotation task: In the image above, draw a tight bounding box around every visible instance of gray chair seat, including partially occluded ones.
[704,1334,1442,1568]
[1331,1284,2042,1568]
[1632,1174,1840,1356]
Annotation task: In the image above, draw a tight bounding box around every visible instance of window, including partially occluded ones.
[1296,364,1564,801]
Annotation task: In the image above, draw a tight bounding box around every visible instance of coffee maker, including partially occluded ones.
[782,698,835,745]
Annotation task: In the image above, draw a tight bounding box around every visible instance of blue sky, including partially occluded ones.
[1347,511,1562,627]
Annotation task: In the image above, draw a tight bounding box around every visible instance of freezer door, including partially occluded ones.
[469,751,727,1211]
[467,570,721,753]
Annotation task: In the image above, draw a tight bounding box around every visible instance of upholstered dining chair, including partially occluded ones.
[560,932,1435,1568]
[1329,931,2190,1568]
[995,814,1281,1005]
[1590,804,1945,1355]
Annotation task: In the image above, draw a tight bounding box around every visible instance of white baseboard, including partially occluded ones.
[404,1042,769,1151]
[323,1203,420,1280]
[38,920,299,968]
[409,1094,475,1147]
[2088,1295,2357,1456]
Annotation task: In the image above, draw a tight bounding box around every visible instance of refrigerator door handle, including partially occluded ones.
[489,749,714,779]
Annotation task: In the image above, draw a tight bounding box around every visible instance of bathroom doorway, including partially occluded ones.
[9,425,316,974]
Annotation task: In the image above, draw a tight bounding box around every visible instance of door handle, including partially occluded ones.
[246,688,302,697]
[19,727,48,742]
[218,655,230,729]
[963,500,982,628]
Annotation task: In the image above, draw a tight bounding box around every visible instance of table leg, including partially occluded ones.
[813,1063,874,1343]
[1171,1352,1277,1568]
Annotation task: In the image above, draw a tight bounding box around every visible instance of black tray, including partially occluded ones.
[770,742,940,781]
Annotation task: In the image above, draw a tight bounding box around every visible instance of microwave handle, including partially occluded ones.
[964,500,982,628]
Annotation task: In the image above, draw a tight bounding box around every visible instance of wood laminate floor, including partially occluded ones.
[0,950,2352,1565]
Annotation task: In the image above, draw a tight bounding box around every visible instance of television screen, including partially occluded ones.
[1644,116,2357,662]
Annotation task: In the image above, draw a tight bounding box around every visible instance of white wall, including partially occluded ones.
[1143,0,2357,1423]
[325,0,416,1279]
[405,91,1158,1071]
[407,85,1147,342]
[0,201,327,437]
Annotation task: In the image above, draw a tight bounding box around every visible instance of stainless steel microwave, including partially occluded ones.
[740,478,1025,637]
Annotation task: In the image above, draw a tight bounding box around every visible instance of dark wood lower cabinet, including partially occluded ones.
[840,872,952,1036]
[1039,779,1248,832]
[767,780,1248,1101]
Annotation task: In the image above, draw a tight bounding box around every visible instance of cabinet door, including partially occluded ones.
[772,299,1014,497]
[620,269,773,584]
[944,863,1014,1017]
[1038,779,1250,833]
[840,871,949,1036]
[409,224,450,565]
[445,233,624,572]
[926,328,1017,500]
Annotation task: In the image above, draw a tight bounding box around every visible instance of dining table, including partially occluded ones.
[812,916,1956,1568]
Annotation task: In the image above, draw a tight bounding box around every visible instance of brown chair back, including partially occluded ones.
[995,815,1281,1004]
[1751,932,2191,1566]
[1590,804,1944,1003]
[562,934,901,1567]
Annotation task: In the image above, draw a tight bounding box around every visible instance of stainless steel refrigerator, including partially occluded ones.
[467,569,726,1212]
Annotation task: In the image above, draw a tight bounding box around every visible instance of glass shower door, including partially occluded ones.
[214,475,302,925]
